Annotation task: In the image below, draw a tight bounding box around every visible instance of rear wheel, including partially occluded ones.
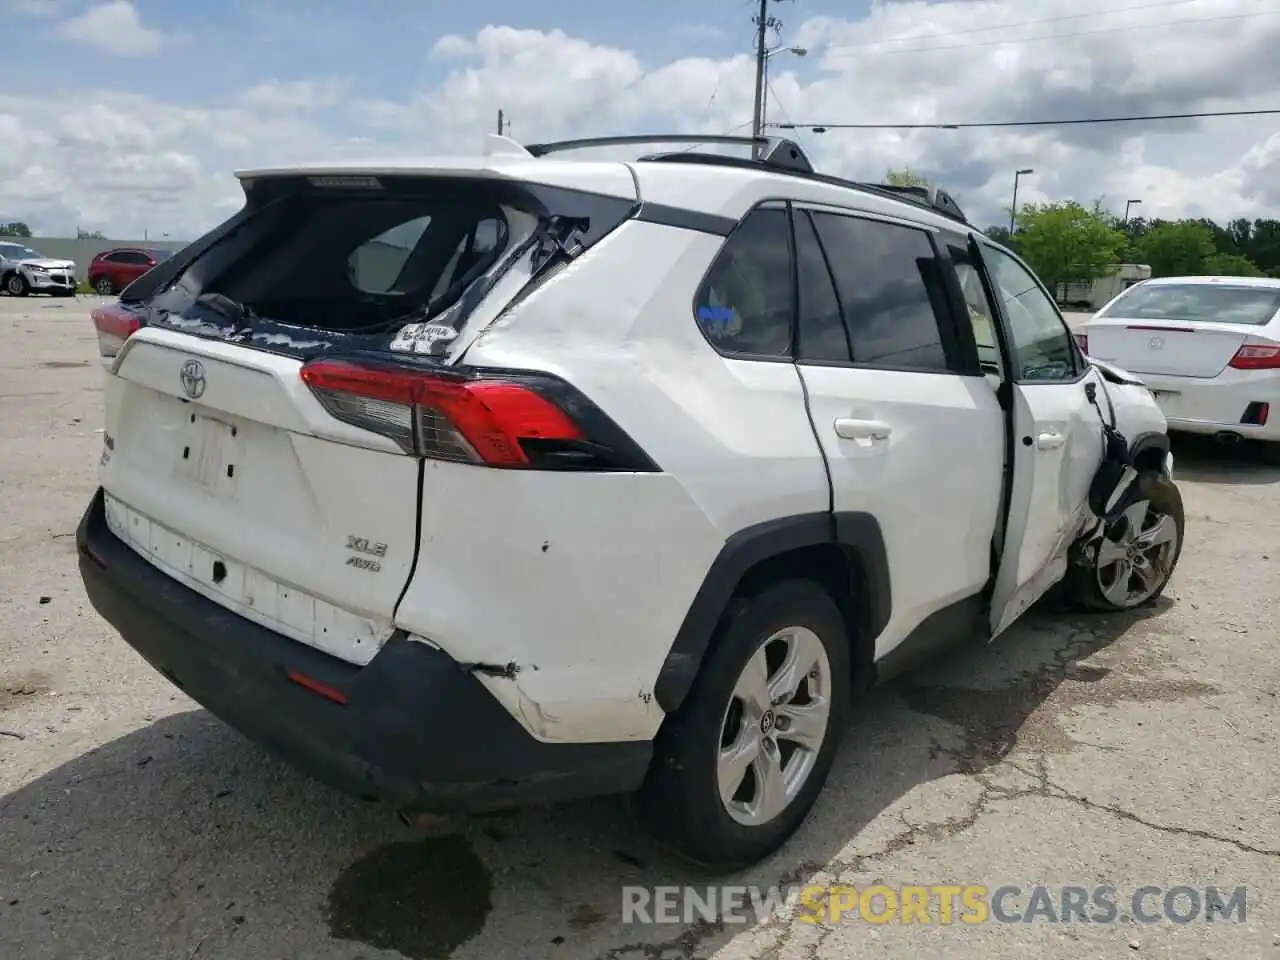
[5,273,28,297]
[634,579,850,870]
[1067,472,1184,612]
[93,276,115,295]
[1259,442,1280,466]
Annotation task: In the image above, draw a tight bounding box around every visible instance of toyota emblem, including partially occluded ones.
[180,359,206,399]
[1148,336,1165,350]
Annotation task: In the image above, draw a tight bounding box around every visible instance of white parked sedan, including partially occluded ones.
[1076,276,1280,462]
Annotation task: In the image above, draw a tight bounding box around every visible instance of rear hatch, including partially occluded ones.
[94,164,639,665]
[1086,281,1280,378]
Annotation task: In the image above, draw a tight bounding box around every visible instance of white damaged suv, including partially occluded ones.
[78,135,1182,869]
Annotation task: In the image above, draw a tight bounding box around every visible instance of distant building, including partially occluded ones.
[1056,264,1152,311]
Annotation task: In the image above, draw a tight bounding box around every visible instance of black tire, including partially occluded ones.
[5,272,29,297]
[93,276,115,295]
[1066,472,1184,612]
[634,579,851,871]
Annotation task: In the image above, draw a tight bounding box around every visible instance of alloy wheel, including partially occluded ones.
[717,626,832,827]
[1094,497,1180,607]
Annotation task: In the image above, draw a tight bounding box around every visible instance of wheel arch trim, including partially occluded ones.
[653,511,891,714]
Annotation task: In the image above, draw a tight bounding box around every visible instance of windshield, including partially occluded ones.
[1098,283,1280,326]
[0,243,41,259]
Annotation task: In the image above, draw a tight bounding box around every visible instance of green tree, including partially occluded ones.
[1202,252,1266,277]
[982,225,1014,247]
[76,228,106,240]
[883,167,930,188]
[1132,220,1217,277]
[1013,201,1127,291]
[0,221,32,237]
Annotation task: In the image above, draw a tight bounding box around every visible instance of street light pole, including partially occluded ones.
[760,45,807,132]
[1009,168,1034,235]
[1123,198,1142,224]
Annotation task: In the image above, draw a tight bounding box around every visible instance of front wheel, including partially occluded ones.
[634,579,850,870]
[1067,472,1184,612]
[5,273,29,297]
[93,276,115,295]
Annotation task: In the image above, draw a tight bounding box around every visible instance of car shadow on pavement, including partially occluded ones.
[0,594,1185,960]
[1169,434,1280,486]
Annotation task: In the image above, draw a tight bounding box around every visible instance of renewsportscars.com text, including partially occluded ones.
[622,884,1248,926]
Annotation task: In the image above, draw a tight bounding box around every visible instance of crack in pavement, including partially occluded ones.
[590,611,1272,960]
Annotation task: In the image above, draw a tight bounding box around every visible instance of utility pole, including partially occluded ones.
[496,109,509,136]
[1009,168,1033,235]
[750,0,770,158]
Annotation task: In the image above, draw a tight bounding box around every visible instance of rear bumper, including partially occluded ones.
[76,488,651,814]
[1139,370,1280,441]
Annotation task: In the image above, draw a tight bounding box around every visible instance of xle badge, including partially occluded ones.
[345,535,387,573]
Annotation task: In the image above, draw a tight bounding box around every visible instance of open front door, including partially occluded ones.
[974,241,1105,637]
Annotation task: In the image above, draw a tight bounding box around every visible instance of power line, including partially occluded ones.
[821,0,1210,53]
[773,107,1280,131]
[822,9,1278,59]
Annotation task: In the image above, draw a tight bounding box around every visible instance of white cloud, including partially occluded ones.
[4,1,1280,239]
[58,0,164,56]
[240,79,350,112]
[430,33,475,59]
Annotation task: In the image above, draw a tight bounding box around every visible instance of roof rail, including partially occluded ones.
[524,134,815,174]
[859,183,967,222]
[521,133,967,224]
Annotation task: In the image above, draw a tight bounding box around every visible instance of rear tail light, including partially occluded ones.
[299,358,656,471]
[1073,332,1088,355]
[91,303,141,358]
[1228,340,1280,370]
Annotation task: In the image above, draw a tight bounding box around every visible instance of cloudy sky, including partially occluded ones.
[2,0,1278,240]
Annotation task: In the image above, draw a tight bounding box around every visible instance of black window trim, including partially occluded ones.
[791,206,854,366]
[936,228,1006,382]
[790,204,975,377]
[973,235,1091,387]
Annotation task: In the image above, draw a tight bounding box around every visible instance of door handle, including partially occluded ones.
[834,418,892,441]
[1036,432,1065,450]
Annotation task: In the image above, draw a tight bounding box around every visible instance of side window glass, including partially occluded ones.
[947,243,1004,384]
[794,210,851,363]
[103,253,126,263]
[694,207,793,358]
[810,213,949,371]
[348,215,433,295]
[981,245,1077,381]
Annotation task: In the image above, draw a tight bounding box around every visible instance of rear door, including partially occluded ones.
[789,205,1005,660]
[979,240,1105,636]
[117,250,154,284]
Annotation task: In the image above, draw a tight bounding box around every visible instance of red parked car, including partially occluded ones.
[87,248,172,295]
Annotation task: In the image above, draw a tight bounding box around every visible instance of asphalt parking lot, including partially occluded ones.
[1,294,1277,960]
